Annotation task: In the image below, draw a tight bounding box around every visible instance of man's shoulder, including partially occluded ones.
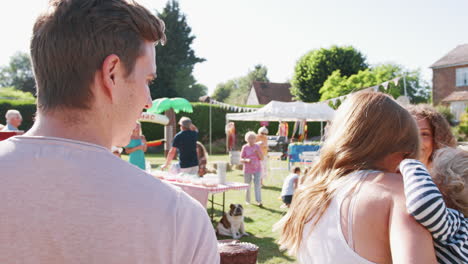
[0,138,16,156]
[175,130,197,140]
[174,131,185,139]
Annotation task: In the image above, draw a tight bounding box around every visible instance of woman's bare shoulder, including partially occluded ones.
[366,172,404,194]
[359,172,406,210]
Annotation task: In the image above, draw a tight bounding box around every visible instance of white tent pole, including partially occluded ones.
[320,121,323,140]
[225,117,229,153]
[209,103,212,155]
[403,75,408,97]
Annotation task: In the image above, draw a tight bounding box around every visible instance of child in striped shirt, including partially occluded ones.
[400,147,468,264]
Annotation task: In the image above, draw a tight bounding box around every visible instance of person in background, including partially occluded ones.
[163,117,199,174]
[256,126,269,185]
[241,131,263,207]
[277,121,288,137]
[407,104,456,169]
[0,0,219,262]
[1,109,22,131]
[196,141,208,177]
[226,122,236,151]
[124,122,147,170]
[281,167,300,208]
[400,147,468,263]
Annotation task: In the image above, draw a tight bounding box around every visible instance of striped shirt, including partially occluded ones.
[400,159,468,264]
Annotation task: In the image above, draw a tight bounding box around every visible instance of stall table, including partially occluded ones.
[163,180,249,220]
[0,131,22,141]
[288,144,320,167]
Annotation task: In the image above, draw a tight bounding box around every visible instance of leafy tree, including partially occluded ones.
[291,46,368,102]
[211,64,269,104]
[150,0,205,101]
[320,64,431,104]
[212,79,236,102]
[184,83,207,102]
[0,52,36,95]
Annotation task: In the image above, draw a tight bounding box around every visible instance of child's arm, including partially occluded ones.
[399,159,466,243]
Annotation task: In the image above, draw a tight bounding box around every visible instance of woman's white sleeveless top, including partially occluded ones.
[297,170,377,264]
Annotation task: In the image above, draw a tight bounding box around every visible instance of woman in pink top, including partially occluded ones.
[241,131,263,206]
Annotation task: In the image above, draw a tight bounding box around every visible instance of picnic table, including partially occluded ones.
[163,180,249,220]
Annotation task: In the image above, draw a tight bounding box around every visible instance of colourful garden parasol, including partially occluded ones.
[147,97,193,114]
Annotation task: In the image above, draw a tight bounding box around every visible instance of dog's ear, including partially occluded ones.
[238,204,243,209]
[230,204,235,210]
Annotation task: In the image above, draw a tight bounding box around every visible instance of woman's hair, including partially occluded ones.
[275,91,420,255]
[258,126,269,135]
[196,141,209,160]
[244,131,257,142]
[134,121,142,136]
[407,104,456,162]
[432,147,468,216]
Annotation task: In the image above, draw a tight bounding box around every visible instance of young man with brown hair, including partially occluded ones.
[0,0,219,263]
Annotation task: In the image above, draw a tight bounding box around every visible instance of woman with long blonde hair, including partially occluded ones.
[275,92,437,263]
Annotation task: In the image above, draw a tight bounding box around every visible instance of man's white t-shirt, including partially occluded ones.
[281,173,299,196]
[0,136,219,264]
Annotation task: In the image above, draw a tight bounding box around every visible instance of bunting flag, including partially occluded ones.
[205,98,258,113]
[381,81,390,90]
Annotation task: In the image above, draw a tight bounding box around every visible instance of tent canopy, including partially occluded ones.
[226,100,335,122]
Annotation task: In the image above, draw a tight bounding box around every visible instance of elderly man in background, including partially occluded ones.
[1,109,22,131]
[163,117,199,174]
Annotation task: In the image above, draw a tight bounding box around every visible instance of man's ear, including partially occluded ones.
[101,54,121,102]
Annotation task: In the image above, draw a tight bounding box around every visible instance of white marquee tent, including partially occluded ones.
[226,100,335,122]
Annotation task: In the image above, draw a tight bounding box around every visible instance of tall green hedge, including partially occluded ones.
[0,100,324,148]
[141,103,264,142]
[141,103,323,147]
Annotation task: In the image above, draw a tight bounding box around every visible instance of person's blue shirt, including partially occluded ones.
[172,130,198,168]
[126,138,145,170]
[1,123,18,132]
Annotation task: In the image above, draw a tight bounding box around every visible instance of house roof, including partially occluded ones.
[251,81,293,104]
[431,44,468,69]
[442,91,468,102]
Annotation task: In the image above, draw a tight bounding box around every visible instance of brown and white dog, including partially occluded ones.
[216,204,248,239]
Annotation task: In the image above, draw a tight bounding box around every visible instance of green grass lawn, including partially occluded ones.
[124,153,296,264]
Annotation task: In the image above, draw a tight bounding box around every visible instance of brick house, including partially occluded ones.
[246,81,293,105]
[431,44,468,120]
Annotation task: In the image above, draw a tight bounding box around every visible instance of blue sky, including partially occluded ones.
[1,0,467,94]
